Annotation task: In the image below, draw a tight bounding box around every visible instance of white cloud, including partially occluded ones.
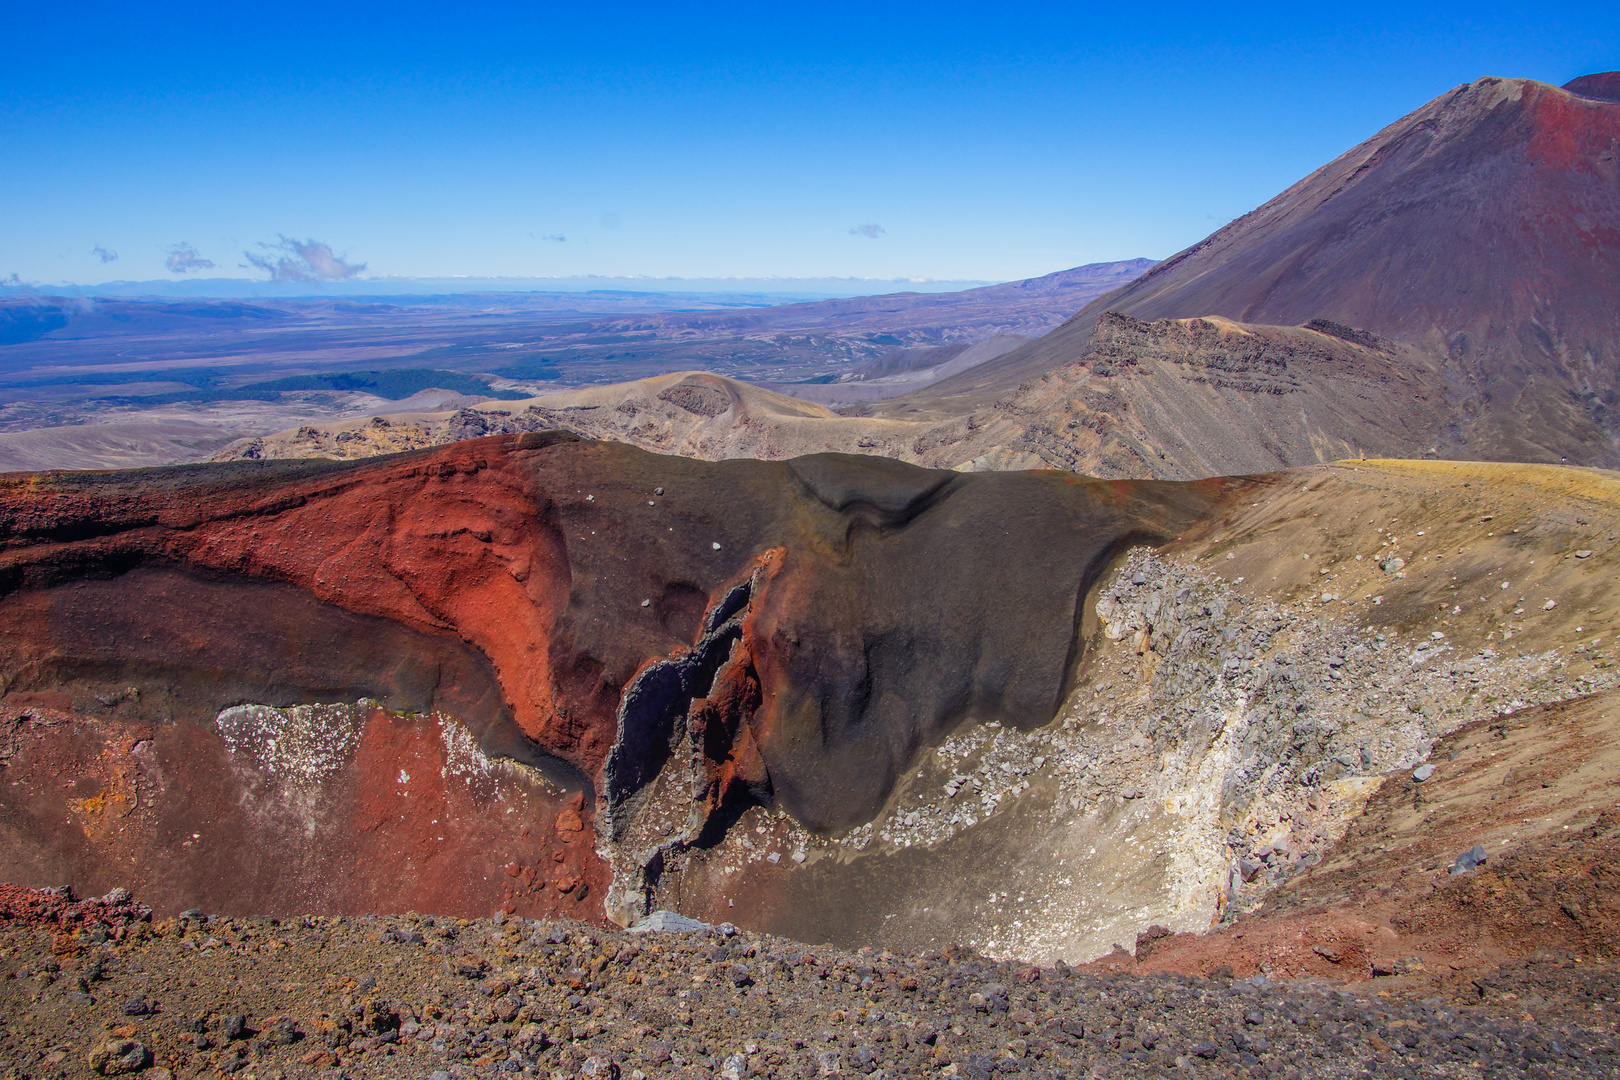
[165,243,215,273]
[243,236,367,282]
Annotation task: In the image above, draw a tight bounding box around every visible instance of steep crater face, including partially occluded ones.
[0,564,529,767]
[0,437,1226,924]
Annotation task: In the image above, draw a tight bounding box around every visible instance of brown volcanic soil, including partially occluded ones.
[4,887,1620,1080]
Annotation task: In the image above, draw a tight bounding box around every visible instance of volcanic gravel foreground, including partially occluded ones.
[3,884,1620,1080]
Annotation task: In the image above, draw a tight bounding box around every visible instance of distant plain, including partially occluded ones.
[0,262,1148,471]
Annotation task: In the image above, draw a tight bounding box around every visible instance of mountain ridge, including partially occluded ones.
[870,74,1620,468]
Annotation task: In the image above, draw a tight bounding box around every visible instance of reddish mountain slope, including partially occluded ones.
[897,75,1620,466]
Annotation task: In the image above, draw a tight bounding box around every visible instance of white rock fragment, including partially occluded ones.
[629,910,710,933]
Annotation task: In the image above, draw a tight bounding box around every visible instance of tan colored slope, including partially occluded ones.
[880,313,1451,476]
[1111,691,1620,985]
[678,459,1620,966]
[218,315,1456,481]
[0,419,245,473]
[213,371,934,465]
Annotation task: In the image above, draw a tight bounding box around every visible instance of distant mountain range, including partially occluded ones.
[286,71,1620,479]
[11,72,1620,476]
[0,260,1153,471]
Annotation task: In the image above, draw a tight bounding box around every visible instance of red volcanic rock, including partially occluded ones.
[0,436,1237,921]
[0,699,602,921]
[1564,71,1620,102]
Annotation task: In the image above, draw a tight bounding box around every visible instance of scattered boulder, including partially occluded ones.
[87,1039,149,1076]
[262,1016,302,1045]
[1135,924,1173,960]
[630,910,710,934]
[1312,943,1343,963]
[1451,844,1488,875]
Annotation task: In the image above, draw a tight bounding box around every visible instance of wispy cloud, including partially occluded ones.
[166,243,216,274]
[243,236,367,282]
[92,245,119,264]
[850,224,885,239]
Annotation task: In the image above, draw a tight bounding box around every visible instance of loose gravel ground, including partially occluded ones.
[3,888,1619,1080]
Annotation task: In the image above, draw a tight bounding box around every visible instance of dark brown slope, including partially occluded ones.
[885,75,1620,465]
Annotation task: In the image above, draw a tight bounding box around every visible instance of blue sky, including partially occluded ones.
[3,2,1616,289]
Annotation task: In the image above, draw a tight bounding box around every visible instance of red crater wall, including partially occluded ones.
[0,435,1238,920]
